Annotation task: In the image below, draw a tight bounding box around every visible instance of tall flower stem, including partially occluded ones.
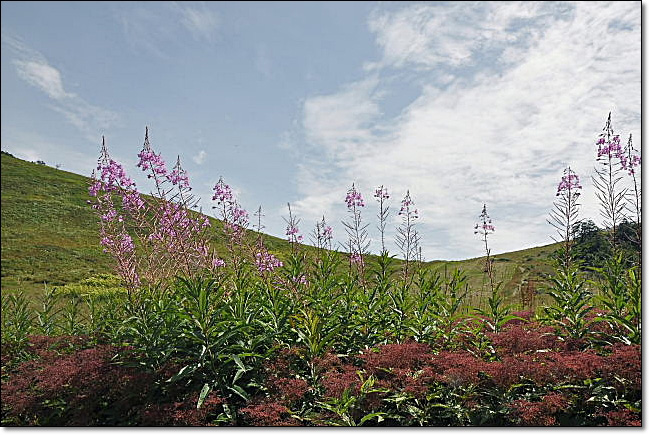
[593,113,628,247]
[395,190,420,282]
[475,204,495,293]
[548,166,582,269]
[374,185,390,254]
[342,184,369,284]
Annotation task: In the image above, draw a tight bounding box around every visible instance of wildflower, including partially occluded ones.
[395,190,421,276]
[167,156,190,188]
[255,251,283,273]
[212,177,234,204]
[137,129,168,177]
[350,252,364,266]
[311,216,333,251]
[286,223,303,243]
[212,258,226,268]
[596,134,623,161]
[137,149,167,177]
[345,183,365,208]
[398,190,418,219]
[88,179,102,197]
[99,159,134,189]
[122,190,145,211]
[474,204,495,235]
[101,209,122,222]
[556,169,582,196]
[374,186,389,201]
[231,204,249,227]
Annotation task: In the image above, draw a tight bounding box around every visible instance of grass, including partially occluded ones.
[1,150,560,304]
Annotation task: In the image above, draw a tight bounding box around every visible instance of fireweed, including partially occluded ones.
[588,115,642,346]
[89,130,220,293]
[281,203,310,298]
[212,176,250,272]
[395,190,421,281]
[90,137,140,291]
[548,166,582,269]
[342,183,370,281]
[310,215,334,253]
[622,134,641,254]
[374,185,390,254]
[474,204,495,292]
[45,125,643,426]
[593,113,629,245]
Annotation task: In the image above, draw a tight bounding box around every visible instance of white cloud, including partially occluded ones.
[3,34,120,142]
[193,149,207,165]
[177,2,220,44]
[13,60,73,100]
[290,1,640,260]
[366,2,556,71]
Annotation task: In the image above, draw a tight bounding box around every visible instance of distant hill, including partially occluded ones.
[1,151,560,304]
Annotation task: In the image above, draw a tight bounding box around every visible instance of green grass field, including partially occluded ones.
[1,150,559,304]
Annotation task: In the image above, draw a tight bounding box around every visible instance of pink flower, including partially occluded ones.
[137,149,167,177]
[374,186,389,200]
[475,204,495,235]
[212,177,234,203]
[255,251,283,273]
[398,190,418,219]
[556,170,582,196]
[345,184,365,208]
[350,252,364,266]
[212,258,226,268]
[286,223,303,243]
[167,156,190,188]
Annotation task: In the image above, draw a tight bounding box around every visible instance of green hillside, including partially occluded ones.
[1,151,559,303]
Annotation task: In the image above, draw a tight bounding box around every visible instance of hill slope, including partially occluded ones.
[1,151,559,301]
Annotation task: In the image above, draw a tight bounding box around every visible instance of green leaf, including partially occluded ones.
[228,384,249,401]
[232,354,246,371]
[167,364,191,383]
[359,412,386,425]
[197,383,211,409]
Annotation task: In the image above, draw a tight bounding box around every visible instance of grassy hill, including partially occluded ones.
[1,151,559,304]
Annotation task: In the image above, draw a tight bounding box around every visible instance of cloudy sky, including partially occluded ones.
[1,1,641,260]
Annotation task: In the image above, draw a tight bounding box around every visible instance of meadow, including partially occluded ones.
[0,114,641,426]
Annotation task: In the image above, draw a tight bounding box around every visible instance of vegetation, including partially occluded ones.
[0,113,641,426]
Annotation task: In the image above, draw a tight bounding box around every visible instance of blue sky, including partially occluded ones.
[1,1,641,260]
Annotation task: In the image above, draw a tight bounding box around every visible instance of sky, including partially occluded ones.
[1,1,641,260]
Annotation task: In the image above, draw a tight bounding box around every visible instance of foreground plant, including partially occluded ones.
[593,113,629,246]
[548,166,582,269]
[395,190,421,282]
[342,184,370,282]
[89,130,220,294]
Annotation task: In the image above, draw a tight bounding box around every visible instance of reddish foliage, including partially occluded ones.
[360,342,433,374]
[509,393,570,426]
[2,335,152,425]
[312,351,343,373]
[320,363,361,399]
[489,323,562,355]
[140,392,225,426]
[601,344,641,392]
[486,350,605,388]
[264,346,304,378]
[266,376,310,405]
[239,402,300,426]
[600,409,641,427]
[430,351,491,387]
